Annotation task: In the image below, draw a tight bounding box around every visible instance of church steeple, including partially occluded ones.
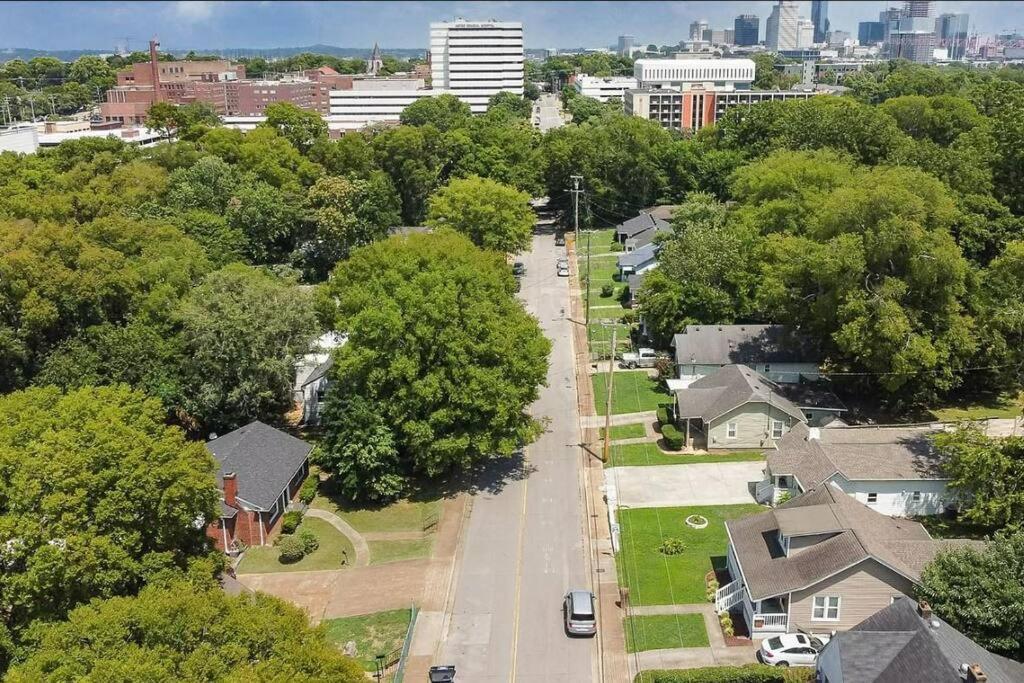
[367,43,383,76]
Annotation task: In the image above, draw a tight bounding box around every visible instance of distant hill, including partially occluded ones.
[0,44,426,63]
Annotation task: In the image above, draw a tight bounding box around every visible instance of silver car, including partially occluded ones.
[563,590,597,637]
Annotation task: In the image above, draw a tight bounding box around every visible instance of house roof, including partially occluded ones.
[673,364,805,423]
[616,242,658,269]
[767,423,948,487]
[823,597,1024,683]
[301,355,333,388]
[626,272,645,293]
[614,212,671,238]
[206,421,312,512]
[725,484,979,600]
[672,324,820,367]
[642,204,680,221]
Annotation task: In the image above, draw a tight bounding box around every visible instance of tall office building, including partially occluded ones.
[936,13,969,60]
[689,20,710,41]
[797,19,815,48]
[766,1,800,51]
[890,1,936,63]
[905,1,933,18]
[858,21,885,45]
[617,34,636,56]
[811,1,830,44]
[429,20,524,113]
[734,14,760,46]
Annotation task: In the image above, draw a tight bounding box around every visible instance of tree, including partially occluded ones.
[918,530,1024,660]
[0,386,219,646]
[487,91,531,120]
[992,100,1024,214]
[320,231,550,476]
[262,101,328,154]
[145,101,179,138]
[399,93,471,131]
[752,53,799,90]
[225,180,303,264]
[6,582,364,682]
[166,156,240,213]
[426,175,533,253]
[566,95,608,125]
[176,264,317,431]
[372,124,443,224]
[932,425,1024,530]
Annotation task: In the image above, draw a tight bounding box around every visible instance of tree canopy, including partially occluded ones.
[426,175,534,253]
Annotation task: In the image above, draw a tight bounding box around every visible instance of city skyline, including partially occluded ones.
[1,1,1019,52]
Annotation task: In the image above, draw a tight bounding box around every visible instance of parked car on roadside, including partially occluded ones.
[512,261,526,277]
[563,590,597,637]
[758,633,823,667]
[620,348,658,369]
[555,233,566,246]
[557,263,570,277]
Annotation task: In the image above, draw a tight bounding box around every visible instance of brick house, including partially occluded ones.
[205,421,312,553]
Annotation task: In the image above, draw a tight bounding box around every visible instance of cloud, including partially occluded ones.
[171,1,218,22]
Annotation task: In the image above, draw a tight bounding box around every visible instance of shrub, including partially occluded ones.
[277,535,306,563]
[662,424,684,450]
[299,472,318,504]
[653,356,674,379]
[600,284,614,298]
[719,611,734,637]
[640,664,790,683]
[621,310,638,325]
[282,510,304,534]
[656,405,671,427]
[658,538,686,555]
[777,491,792,506]
[298,528,319,554]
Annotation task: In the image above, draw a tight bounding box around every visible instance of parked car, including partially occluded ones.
[555,233,566,246]
[563,590,597,637]
[512,261,526,277]
[557,263,570,277]
[758,633,822,667]
[620,347,658,369]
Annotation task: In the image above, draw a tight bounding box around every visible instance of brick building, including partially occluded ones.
[205,421,312,553]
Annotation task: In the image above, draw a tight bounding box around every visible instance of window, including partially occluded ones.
[763,363,771,374]
[777,476,789,489]
[727,422,738,438]
[912,491,922,502]
[771,420,784,439]
[812,595,840,621]
[867,492,878,504]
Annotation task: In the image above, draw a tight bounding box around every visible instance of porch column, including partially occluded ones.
[685,418,691,448]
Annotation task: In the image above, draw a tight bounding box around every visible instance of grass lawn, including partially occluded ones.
[601,423,648,440]
[237,517,354,573]
[624,614,709,652]
[368,538,434,564]
[588,322,633,347]
[592,372,671,415]
[312,495,442,534]
[606,443,765,468]
[323,608,412,672]
[576,228,619,254]
[913,514,997,541]
[929,391,1024,421]
[617,504,764,606]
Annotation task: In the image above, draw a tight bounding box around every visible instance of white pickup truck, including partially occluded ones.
[620,348,658,369]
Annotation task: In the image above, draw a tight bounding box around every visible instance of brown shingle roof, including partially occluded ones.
[674,364,805,423]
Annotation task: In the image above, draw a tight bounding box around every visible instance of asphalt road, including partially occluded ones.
[439,231,597,682]
[534,93,565,132]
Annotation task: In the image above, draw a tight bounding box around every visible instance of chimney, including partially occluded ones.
[223,472,238,508]
[149,38,162,102]
[967,664,987,683]
[918,600,932,621]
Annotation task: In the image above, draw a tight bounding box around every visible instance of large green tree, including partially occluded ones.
[932,425,1024,529]
[399,93,472,131]
[262,101,329,154]
[426,175,534,253]
[320,230,550,478]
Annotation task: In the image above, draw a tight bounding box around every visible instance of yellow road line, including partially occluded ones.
[508,466,530,682]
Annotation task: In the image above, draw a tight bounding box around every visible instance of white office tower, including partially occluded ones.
[430,19,524,114]
[766,1,800,51]
[797,19,815,48]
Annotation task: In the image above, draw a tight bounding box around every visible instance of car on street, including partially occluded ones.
[512,261,526,277]
[557,264,570,277]
[563,590,597,637]
[758,633,824,667]
[620,347,658,369]
[555,233,566,246]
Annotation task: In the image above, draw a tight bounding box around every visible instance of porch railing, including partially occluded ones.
[752,612,788,630]
[715,579,745,612]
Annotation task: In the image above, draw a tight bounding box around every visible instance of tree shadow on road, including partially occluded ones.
[410,450,538,501]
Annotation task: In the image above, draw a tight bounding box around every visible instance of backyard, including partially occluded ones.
[617,504,764,606]
[928,391,1024,421]
[237,517,355,573]
[592,371,671,415]
[624,613,709,653]
[323,608,414,672]
[606,443,765,468]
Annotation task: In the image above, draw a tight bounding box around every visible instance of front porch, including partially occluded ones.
[715,578,790,638]
[754,473,803,505]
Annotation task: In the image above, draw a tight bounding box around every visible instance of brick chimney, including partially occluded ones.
[967,664,987,683]
[149,38,162,102]
[917,600,932,620]
[223,472,238,508]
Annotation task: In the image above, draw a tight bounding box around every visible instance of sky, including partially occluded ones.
[1,1,1020,52]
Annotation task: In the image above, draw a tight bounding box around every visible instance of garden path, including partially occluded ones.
[304,508,370,567]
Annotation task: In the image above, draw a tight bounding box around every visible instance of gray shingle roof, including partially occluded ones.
[767,423,948,488]
[823,596,1024,683]
[672,324,820,367]
[674,364,805,423]
[615,212,671,238]
[301,355,333,388]
[616,242,658,269]
[206,421,311,512]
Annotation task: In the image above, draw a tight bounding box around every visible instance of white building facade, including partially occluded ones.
[767,0,800,51]
[573,74,639,102]
[328,78,439,130]
[430,20,524,113]
[633,58,756,90]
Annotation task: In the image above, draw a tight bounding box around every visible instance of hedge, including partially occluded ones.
[637,665,796,683]
[661,424,684,450]
[299,473,318,504]
[656,405,671,427]
[282,510,304,535]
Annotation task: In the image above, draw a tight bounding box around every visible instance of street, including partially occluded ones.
[534,92,565,132]
[439,230,597,681]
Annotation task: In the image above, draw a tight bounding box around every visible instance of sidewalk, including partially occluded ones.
[629,603,759,671]
[582,410,658,428]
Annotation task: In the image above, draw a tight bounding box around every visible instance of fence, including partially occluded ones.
[389,603,419,683]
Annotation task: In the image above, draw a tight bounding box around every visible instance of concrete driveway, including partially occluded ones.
[608,461,766,508]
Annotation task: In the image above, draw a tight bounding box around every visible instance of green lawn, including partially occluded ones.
[368,538,434,564]
[601,423,648,440]
[237,517,355,573]
[577,228,619,254]
[592,372,671,415]
[913,515,997,541]
[588,322,632,347]
[617,504,764,605]
[312,495,442,534]
[624,614,709,652]
[606,443,765,468]
[323,608,412,672]
[929,392,1024,421]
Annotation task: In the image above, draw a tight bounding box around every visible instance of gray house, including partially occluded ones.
[673,364,845,451]
[672,324,820,385]
[614,211,671,246]
[625,272,646,309]
[616,242,659,279]
[816,597,1024,683]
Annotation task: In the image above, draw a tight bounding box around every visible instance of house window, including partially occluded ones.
[912,491,922,502]
[771,420,784,439]
[867,492,878,504]
[727,422,738,438]
[763,363,771,374]
[812,595,840,621]
[777,476,789,489]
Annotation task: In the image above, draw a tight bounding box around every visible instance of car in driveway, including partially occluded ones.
[758,633,823,667]
[563,590,597,637]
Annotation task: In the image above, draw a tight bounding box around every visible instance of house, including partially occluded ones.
[816,597,1024,683]
[293,331,346,425]
[757,422,954,516]
[672,324,820,385]
[673,364,845,450]
[205,421,312,553]
[625,272,646,309]
[716,484,983,640]
[616,242,659,279]
[614,210,671,247]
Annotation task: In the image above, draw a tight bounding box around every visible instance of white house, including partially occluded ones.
[293,331,346,425]
[672,324,821,386]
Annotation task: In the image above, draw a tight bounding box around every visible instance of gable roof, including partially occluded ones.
[725,484,980,600]
[206,421,311,512]
[627,220,672,249]
[301,355,333,388]
[674,364,806,424]
[616,242,658,269]
[768,422,948,488]
[642,204,680,221]
[614,212,671,238]
[823,597,1024,683]
[672,324,819,367]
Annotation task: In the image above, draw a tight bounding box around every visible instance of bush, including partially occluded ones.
[621,310,638,325]
[662,424,684,450]
[277,535,306,563]
[639,665,790,683]
[777,491,792,506]
[719,611,734,638]
[600,284,614,298]
[282,510,304,534]
[298,528,319,554]
[656,405,671,427]
[299,472,318,504]
[658,538,686,555]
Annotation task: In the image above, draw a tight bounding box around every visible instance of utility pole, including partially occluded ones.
[585,229,592,328]
[602,326,617,464]
[569,174,583,242]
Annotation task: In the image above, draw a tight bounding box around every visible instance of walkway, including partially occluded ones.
[304,508,370,567]
[582,410,657,428]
